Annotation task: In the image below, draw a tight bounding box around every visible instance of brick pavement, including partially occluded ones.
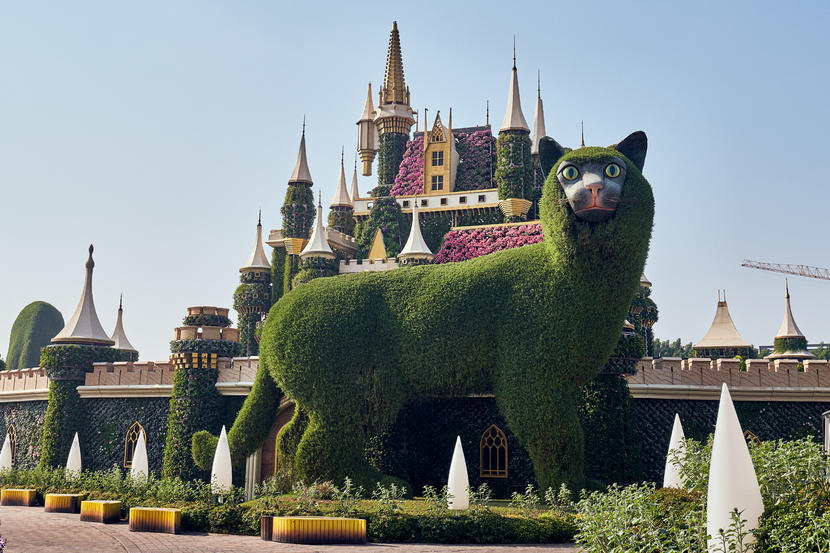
[0,506,579,553]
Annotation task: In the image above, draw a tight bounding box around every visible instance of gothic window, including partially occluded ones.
[7,424,16,464]
[480,424,508,478]
[432,151,444,166]
[431,175,444,191]
[124,422,146,468]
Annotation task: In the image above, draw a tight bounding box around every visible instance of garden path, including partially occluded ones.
[0,506,580,553]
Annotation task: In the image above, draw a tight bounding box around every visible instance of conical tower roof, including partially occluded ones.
[399,198,433,260]
[288,124,313,184]
[330,150,352,207]
[52,245,115,346]
[500,48,529,133]
[359,82,375,121]
[109,295,137,353]
[694,295,750,349]
[241,212,271,272]
[382,21,407,105]
[775,280,805,338]
[300,193,335,260]
[350,157,360,201]
[530,71,546,155]
[766,281,815,360]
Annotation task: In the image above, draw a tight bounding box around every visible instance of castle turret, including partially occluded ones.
[301,193,335,260]
[398,197,433,264]
[766,281,815,361]
[530,71,546,157]
[280,123,317,290]
[109,295,138,359]
[357,83,378,176]
[350,155,361,202]
[496,46,533,222]
[328,149,355,236]
[694,292,752,359]
[372,21,415,194]
[234,212,272,356]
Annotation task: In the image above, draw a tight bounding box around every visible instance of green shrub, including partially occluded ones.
[6,301,64,371]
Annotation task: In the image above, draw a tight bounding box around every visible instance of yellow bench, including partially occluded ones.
[129,507,181,534]
[261,516,366,544]
[45,493,86,513]
[80,500,122,523]
[0,488,37,507]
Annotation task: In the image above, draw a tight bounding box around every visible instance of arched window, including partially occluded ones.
[7,424,16,465]
[480,424,508,478]
[124,422,146,468]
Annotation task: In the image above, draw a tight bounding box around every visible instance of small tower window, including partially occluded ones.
[480,424,508,478]
[420,199,428,207]
[124,422,146,468]
[478,195,486,203]
[432,151,444,166]
[7,424,16,465]
[440,198,448,206]
[459,196,467,204]
[402,200,410,208]
[431,175,444,191]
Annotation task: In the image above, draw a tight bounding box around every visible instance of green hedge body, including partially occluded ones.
[230,142,654,491]
[6,302,64,371]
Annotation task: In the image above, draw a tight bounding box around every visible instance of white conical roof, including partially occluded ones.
[530,73,546,155]
[694,296,750,349]
[300,194,335,260]
[359,82,375,122]
[288,127,313,184]
[109,296,137,353]
[399,199,433,260]
[776,280,805,338]
[53,245,115,346]
[330,153,352,207]
[663,414,686,489]
[500,61,529,133]
[447,436,470,510]
[350,160,360,202]
[241,213,271,272]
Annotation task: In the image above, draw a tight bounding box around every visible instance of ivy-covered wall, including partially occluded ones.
[495,132,533,202]
[0,401,47,468]
[376,133,408,192]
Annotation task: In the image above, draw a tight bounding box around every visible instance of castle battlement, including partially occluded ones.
[0,367,49,393]
[338,258,400,273]
[628,357,830,388]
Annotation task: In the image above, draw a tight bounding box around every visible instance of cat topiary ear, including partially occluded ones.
[613,131,647,172]
[539,137,566,179]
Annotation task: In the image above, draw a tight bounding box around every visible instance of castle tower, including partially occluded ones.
[398,197,433,264]
[496,46,533,222]
[300,193,336,261]
[372,21,415,194]
[234,212,272,356]
[357,83,378,176]
[328,149,355,236]
[765,281,815,361]
[280,123,317,290]
[109,295,138,359]
[529,71,547,218]
[693,292,752,359]
[423,110,459,195]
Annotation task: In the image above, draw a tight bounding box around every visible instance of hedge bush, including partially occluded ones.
[5,301,64,371]
[377,132,408,189]
[169,339,242,358]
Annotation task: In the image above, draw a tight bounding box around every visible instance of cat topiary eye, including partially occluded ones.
[562,166,579,180]
[605,163,621,178]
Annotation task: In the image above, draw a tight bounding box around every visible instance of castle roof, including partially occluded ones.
[288,126,313,184]
[109,296,137,353]
[381,21,407,106]
[241,213,271,272]
[694,297,750,350]
[300,194,335,260]
[330,152,352,207]
[350,158,360,201]
[530,72,546,155]
[500,55,529,133]
[399,198,433,260]
[359,82,375,122]
[775,280,805,339]
[52,245,115,346]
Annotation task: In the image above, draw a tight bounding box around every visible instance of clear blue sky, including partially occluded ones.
[2,1,829,361]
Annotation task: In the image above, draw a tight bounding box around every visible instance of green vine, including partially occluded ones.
[328,206,356,236]
[271,247,286,306]
[169,339,242,357]
[281,183,315,239]
[377,133,408,190]
[774,336,808,354]
[355,196,406,258]
[38,380,84,468]
[495,132,533,203]
[183,314,232,328]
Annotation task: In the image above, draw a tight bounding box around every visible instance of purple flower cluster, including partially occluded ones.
[390,136,424,196]
[433,223,543,264]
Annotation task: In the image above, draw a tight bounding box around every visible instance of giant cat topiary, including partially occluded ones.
[194,131,654,491]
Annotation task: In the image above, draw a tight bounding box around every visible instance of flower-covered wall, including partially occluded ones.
[433,223,543,264]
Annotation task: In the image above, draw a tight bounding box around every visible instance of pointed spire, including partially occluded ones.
[694,294,750,350]
[330,148,352,207]
[300,192,335,260]
[530,71,546,156]
[399,197,434,261]
[241,213,271,272]
[775,279,806,338]
[382,21,407,105]
[350,154,360,202]
[109,294,137,353]
[359,82,375,121]
[499,44,529,133]
[53,245,115,346]
[580,120,585,148]
[288,122,313,184]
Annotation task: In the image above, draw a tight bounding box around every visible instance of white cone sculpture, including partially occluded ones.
[706,384,764,552]
[663,414,686,488]
[0,434,12,471]
[211,425,233,495]
[447,436,470,510]
[130,430,149,482]
[66,432,82,477]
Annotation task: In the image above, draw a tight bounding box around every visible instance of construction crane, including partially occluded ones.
[741,260,830,281]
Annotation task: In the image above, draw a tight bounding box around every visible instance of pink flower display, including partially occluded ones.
[390,136,424,196]
[433,223,543,264]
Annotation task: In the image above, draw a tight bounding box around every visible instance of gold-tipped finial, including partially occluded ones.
[580,120,585,147]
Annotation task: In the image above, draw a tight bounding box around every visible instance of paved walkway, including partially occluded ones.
[0,506,579,553]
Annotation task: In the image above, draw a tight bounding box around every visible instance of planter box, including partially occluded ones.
[0,488,37,507]
[129,507,181,534]
[261,516,366,544]
[80,500,122,523]
[44,493,86,513]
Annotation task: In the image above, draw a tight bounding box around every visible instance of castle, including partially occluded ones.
[1,21,828,496]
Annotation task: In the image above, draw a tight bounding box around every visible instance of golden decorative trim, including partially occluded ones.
[284,238,309,255]
[498,198,532,219]
[479,425,508,478]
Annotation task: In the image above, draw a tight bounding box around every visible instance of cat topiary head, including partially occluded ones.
[537,131,654,253]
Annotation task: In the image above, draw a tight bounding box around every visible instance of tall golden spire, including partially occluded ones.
[382,21,408,106]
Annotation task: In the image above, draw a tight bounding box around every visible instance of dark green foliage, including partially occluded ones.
[774,336,809,353]
[377,133,408,189]
[0,401,46,468]
[354,196,407,258]
[162,366,223,480]
[281,183,315,239]
[234,272,270,356]
[39,344,128,379]
[628,286,658,356]
[243,141,654,491]
[283,254,299,297]
[495,132,533,202]
[237,313,260,356]
[652,338,695,358]
[293,257,338,288]
[328,206,355,236]
[183,314,232,327]
[169,339,242,357]
[39,380,83,468]
[6,302,64,371]
[694,346,753,359]
[0,357,4,370]
[271,248,285,306]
